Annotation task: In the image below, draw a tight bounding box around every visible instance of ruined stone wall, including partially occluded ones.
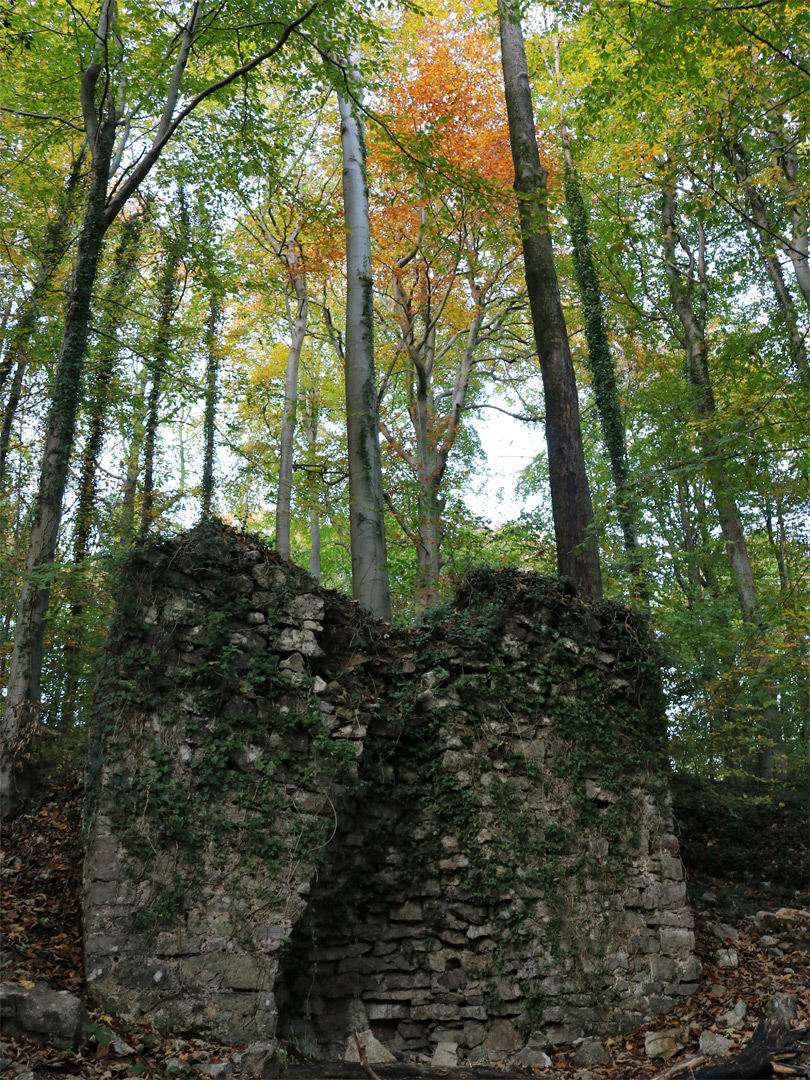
[83,524,700,1064]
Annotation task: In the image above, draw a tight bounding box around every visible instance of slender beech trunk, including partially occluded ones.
[0,361,27,485]
[61,213,143,735]
[139,213,185,539]
[662,183,781,777]
[0,151,87,483]
[119,368,148,546]
[275,251,308,559]
[386,260,486,606]
[0,69,117,816]
[662,185,761,621]
[201,291,221,521]
[338,73,391,620]
[498,0,601,597]
[723,141,809,394]
[73,213,143,563]
[771,128,810,309]
[303,389,321,580]
[676,477,704,597]
[764,497,789,593]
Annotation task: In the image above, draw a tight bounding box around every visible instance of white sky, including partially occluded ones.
[466,404,546,525]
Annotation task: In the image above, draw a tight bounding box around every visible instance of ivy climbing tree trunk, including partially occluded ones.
[201,291,221,521]
[0,0,321,817]
[73,212,143,563]
[119,368,147,546]
[554,48,643,597]
[498,0,602,598]
[61,210,144,735]
[0,149,87,486]
[0,11,119,816]
[338,68,391,620]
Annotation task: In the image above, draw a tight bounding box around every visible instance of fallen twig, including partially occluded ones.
[353,1031,383,1080]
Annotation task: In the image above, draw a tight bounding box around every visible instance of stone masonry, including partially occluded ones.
[83,523,700,1066]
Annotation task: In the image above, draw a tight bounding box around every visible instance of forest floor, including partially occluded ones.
[1,778,808,1080]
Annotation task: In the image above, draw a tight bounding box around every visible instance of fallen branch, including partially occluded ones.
[651,1054,707,1080]
[353,1031,382,1080]
[690,1016,809,1079]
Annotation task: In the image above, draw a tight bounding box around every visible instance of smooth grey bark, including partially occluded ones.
[119,367,148,546]
[275,243,308,559]
[771,128,810,309]
[338,74,391,621]
[201,291,221,521]
[139,224,184,539]
[303,389,321,580]
[498,0,602,598]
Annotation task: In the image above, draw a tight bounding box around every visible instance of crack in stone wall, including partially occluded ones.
[83,523,700,1064]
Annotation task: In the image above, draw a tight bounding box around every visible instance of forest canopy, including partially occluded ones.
[0,0,807,811]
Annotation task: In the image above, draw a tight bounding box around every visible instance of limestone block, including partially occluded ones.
[715,948,738,969]
[431,1042,459,1066]
[644,1028,685,1060]
[286,593,325,623]
[766,992,799,1025]
[513,1047,552,1069]
[241,1040,280,1078]
[0,982,90,1050]
[699,1032,733,1056]
[346,1030,396,1064]
[573,1038,609,1066]
[659,927,695,957]
[277,627,324,657]
[719,998,747,1030]
[482,1018,523,1056]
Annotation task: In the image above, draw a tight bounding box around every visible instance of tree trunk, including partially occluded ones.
[0,360,26,486]
[201,291,221,521]
[0,151,87,484]
[662,182,782,778]
[723,140,809,395]
[119,368,148,546]
[303,389,321,581]
[73,213,143,563]
[771,127,810,309]
[662,185,762,622]
[0,108,116,817]
[556,86,644,598]
[139,207,186,539]
[498,0,602,598]
[338,73,391,620]
[275,255,308,559]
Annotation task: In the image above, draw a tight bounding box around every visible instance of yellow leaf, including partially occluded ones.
[19,979,35,989]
